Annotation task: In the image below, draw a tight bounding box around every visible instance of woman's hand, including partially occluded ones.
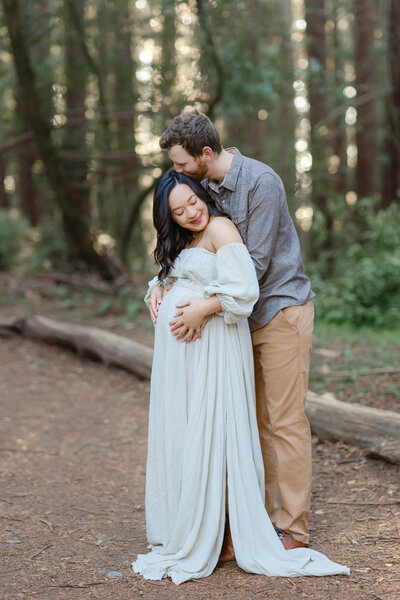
[170,298,208,342]
[149,285,165,325]
[170,296,221,342]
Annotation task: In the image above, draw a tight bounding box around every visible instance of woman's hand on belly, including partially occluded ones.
[169,298,210,343]
[169,295,222,343]
[148,283,172,325]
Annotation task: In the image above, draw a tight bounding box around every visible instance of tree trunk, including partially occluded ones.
[66,0,113,239]
[329,2,347,194]
[305,0,328,150]
[91,0,113,234]
[14,1,52,225]
[113,0,141,263]
[64,0,91,252]
[382,0,400,207]
[2,0,122,279]
[306,391,400,464]
[305,0,334,269]
[0,157,9,207]
[354,0,377,199]
[280,0,297,208]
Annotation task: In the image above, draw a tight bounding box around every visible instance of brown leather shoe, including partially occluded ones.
[219,516,236,562]
[274,526,309,550]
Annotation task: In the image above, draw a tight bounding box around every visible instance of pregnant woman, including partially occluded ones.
[132,171,349,584]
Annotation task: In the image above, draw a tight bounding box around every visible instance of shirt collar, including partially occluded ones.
[207,147,243,193]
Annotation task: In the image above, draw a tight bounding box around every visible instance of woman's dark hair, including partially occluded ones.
[153,170,229,279]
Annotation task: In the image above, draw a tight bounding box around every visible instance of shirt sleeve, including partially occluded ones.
[246,172,284,281]
[203,243,259,324]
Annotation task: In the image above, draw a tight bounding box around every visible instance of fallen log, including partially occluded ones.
[306,391,400,464]
[43,272,133,292]
[316,366,400,377]
[2,315,400,464]
[2,315,152,379]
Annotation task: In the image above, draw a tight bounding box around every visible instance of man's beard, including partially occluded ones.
[186,158,208,181]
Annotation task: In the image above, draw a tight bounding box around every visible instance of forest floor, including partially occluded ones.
[1,273,400,600]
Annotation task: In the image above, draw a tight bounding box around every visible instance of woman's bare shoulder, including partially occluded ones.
[206,216,243,249]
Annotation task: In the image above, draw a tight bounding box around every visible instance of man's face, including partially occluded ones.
[167,145,209,181]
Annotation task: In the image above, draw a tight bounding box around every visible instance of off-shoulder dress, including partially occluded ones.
[132,243,349,584]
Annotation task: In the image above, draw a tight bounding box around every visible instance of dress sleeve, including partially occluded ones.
[144,276,160,308]
[144,275,173,307]
[203,243,259,324]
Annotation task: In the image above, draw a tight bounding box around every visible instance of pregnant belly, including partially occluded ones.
[156,283,205,325]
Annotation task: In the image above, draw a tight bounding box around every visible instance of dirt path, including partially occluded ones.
[1,333,399,600]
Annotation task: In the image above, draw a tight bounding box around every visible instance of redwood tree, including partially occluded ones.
[113,0,141,262]
[64,0,91,240]
[354,0,376,198]
[382,0,400,206]
[329,1,347,193]
[15,1,51,226]
[2,0,122,278]
[305,0,334,267]
[280,0,296,205]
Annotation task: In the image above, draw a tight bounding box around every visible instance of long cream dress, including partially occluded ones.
[132,243,349,584]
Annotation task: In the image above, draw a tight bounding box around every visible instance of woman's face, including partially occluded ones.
[169,183,209,233]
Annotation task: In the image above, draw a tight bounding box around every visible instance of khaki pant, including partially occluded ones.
[251,300,314,544]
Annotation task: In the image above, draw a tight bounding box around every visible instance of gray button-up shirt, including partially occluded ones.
[205,148,314,332]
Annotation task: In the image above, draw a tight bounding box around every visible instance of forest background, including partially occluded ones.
[1,3,400,597]
[0,0,399,328]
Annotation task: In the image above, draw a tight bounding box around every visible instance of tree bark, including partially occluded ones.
[112,0,141,263]
[354,0,377,198]
[66,0,114,239]
[329,3,347,193]
[16,2,53,226]
[305,0,334,269]
[280,0,297,207]
[382,0,400,207]
[64,0,91,248]
[305,0,328,148]
[2,0,122,279]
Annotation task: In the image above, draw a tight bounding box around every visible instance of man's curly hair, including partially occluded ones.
[159,110,223,157]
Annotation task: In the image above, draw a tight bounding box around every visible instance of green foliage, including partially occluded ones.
[0,210,28,270]
[311,321,400,410]
[309,201,400,327]
[123,300,142,322]
[95,298,114,316]
[27,220,67,273]
[0,0,397,293]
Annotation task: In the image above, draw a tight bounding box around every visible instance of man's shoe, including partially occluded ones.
[274,526,309,550]
[219,517,236,562]
[218,542,236,562]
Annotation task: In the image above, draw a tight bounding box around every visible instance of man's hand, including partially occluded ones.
[169,298,210,343]
[148,284,165,325]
